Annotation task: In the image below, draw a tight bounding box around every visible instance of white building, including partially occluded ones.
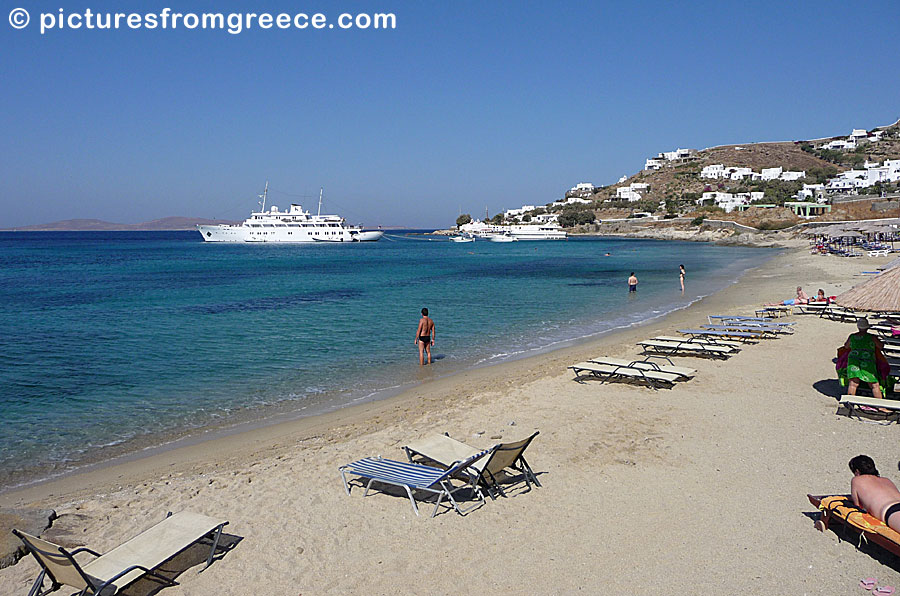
[796,183,826,201]
[644,158,664,170]
[698,191,749,213]
[780,170,806,181]
[761,167,783,181]
[850,129,869,140]
[504,205,537,218]
[616,182,650,202]
[729,167,754,181]
[820,139,857,151]
[570,182,595,193]
[700,164,726,179]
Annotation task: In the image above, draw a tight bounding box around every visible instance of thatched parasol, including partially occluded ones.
[830,230,864,239]
[835,266,900,312]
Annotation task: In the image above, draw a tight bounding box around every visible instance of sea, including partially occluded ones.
[0,231,778,489]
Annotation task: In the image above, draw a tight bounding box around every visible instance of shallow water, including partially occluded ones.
[0,231,776,487]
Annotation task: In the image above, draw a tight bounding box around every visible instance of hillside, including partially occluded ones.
[5,217,238,231]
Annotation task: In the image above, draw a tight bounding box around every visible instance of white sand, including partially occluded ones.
[2,247,898,595]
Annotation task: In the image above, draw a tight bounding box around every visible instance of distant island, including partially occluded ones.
[3,217,239,232]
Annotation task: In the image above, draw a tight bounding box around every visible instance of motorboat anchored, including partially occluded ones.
[197,183,383,243]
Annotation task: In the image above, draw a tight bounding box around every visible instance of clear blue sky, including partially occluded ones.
[2,0,899,228]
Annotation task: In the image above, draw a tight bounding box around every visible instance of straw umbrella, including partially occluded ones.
[835,266,900,312]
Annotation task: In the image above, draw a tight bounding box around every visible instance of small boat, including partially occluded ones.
[489,233,518,243]
[449,236,474,243]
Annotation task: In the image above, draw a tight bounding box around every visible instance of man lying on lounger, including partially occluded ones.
[850,455,900,532]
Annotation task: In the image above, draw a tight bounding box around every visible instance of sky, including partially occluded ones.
[2,0,899,228]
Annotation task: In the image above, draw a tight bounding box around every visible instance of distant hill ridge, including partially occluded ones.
[5,217,239,232]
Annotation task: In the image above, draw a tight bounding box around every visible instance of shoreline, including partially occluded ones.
[0,245,779,505]
[0,239,774,494]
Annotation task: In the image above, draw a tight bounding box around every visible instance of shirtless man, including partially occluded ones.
[627,272,638,293]
[849,455,900,532]
[415,307,435,365]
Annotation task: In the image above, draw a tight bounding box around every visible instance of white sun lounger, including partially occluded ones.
[587,357,696,380]
[14,511,228,596]
[655,335,743,349]
[678,329,761,343]
[638,339,735,359]
[403,432,541,500]
[838,395,900,424]
[569,361,681,390]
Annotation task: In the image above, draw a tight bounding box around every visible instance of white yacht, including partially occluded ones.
[197,183,383,243]
[458,219,567,241]
[507,223,567,240]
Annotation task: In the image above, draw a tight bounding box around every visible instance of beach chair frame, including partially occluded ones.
[637,339,733,360]
[568,362,679,390]
[339,449,491,518]
[13,512,227,596]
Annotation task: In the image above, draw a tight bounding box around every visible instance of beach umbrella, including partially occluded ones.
[835,266,900,312]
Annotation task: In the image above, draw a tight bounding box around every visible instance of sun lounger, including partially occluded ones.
[340,449,491,517]
[837,395,900,423]
[569,361,681,390]
[677,329,760,343]
[794,303,829,315]
[655,335,743,349]
[637,339,735,359]
[808,494,900,558]
[700,324,781,337]
[403,432,540,499]
[707,315,794,326]
[587,357,696,379]
[14,511,228,596]
[755,306,792,318]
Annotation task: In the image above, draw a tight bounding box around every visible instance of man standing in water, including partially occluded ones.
[628,272,638,293]
[415,307,435,365]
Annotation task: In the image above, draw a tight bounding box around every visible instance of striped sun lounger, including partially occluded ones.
[569,361,682,390]
[340,449,492,517]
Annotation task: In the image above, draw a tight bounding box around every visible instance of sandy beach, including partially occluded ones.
[2,244,899,596]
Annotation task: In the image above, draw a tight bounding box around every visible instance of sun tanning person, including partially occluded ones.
[849,455,900,533]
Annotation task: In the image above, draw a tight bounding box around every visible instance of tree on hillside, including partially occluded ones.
[455,214,472,227]
[490,213,504,225]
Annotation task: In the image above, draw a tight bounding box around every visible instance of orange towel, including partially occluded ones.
[819,495,900,543]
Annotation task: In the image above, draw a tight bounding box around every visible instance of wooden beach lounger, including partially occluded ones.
[808,494,900,558]
[638,339,736,359]
[340,449,491,517]
[403,431,541,499]
[569,361,681,390]
[13,511,228,596]
[587,357,696,380]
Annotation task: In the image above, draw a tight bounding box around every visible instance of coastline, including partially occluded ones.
[0,243,777,499]
[3,246,899,595]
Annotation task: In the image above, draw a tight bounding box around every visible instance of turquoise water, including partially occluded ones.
[0,231,776,487]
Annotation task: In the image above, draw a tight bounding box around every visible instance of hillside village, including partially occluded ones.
[458,118,900,231]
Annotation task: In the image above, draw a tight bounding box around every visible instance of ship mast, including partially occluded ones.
[317,187,323,217]
[258,180,269,212]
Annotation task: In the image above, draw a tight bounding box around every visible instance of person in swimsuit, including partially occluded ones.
[849,455,900,532]
[843,317,886,398]
[415,307,435,365]
[679,264,685,292]
[627,273,638,293]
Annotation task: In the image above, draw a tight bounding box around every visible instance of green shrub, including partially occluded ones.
[691,215,706,226]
